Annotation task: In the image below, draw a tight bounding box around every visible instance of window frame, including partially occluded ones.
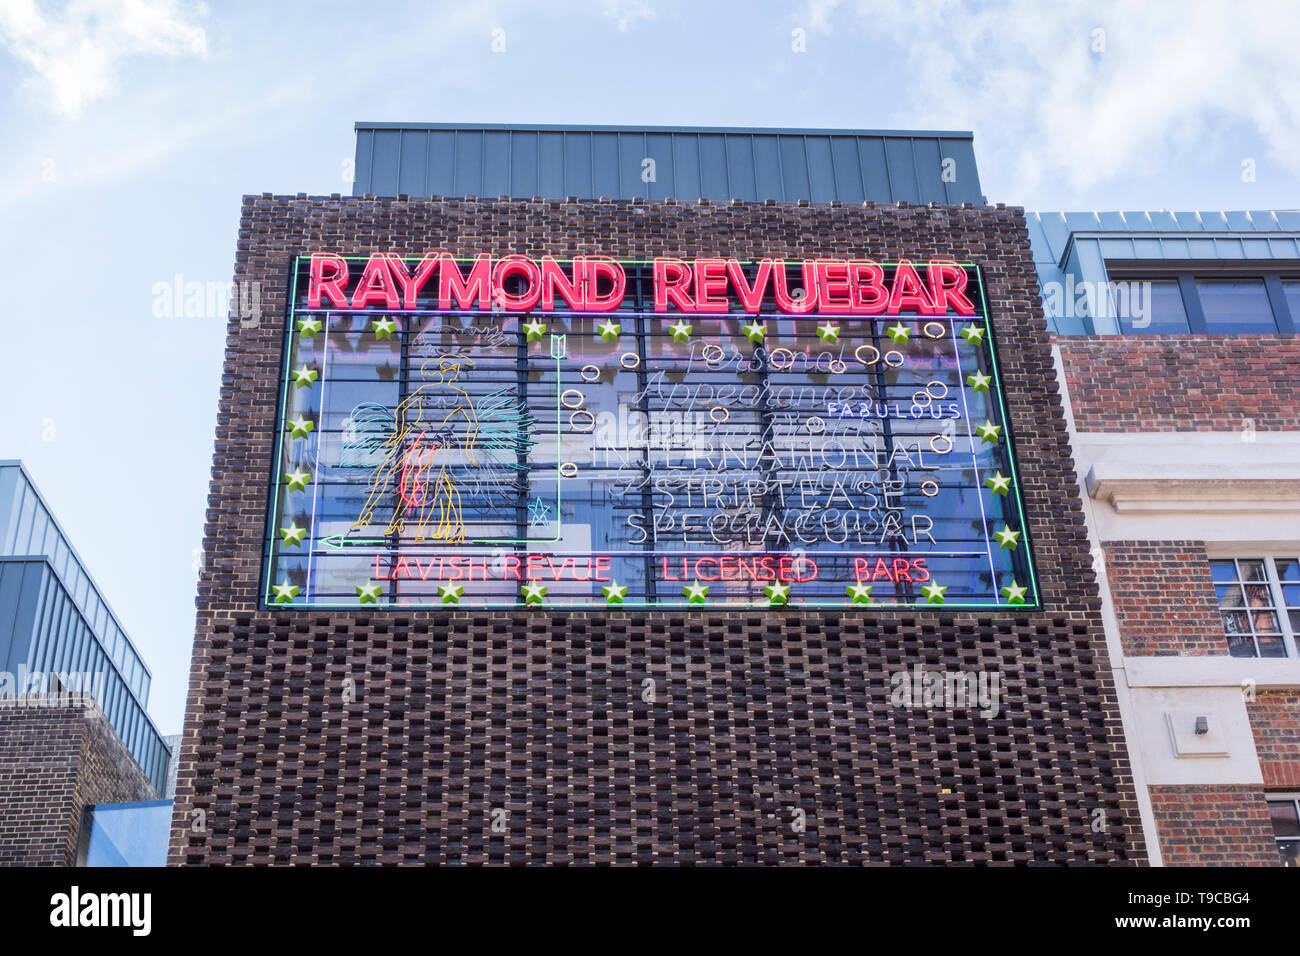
[1102,265,1298,336]
[1266,793,1300,867]
[1210,556,1300,658]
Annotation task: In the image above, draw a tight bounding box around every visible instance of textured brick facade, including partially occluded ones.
[1056,336,1300,433]
[1101,541,1227,656]
[168,195,1145,865]
[0,705,158,866]
[1248,690,1300,789]
[1149,784,1280,865]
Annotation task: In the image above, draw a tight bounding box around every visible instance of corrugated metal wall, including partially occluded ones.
[353,123,985,205]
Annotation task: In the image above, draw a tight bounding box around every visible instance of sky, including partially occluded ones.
[0,0,1297,734]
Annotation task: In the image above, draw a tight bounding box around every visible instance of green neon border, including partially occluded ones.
[261,257,1042,611]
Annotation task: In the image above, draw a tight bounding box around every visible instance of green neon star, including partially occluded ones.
[668,320,693,343]
[765,582,791,606]
[522,319,547,342]
[886,322,911,344]
[966,370,991,394]
[285,469,311,493]
[683,581,709,604]
[993,526,1021,550]
[959,325,986,347]
[984,472,1012,496]
[522,583,548,606]
[356,582,382,605]
[292,365,319,389]
[597,319,621,342]
[288,416,315,440]
[816,322,840,344]
[279,523,307,547]
[742,320,767,344]
[847,582,873,605]
[272,581,299,605]
[438,582,464,605]
[602,580,628,605]
[920,582,947,605]
[371,317,397,339]
[1001,581,1028,605]
[975,421,1002,444]
[297,316,323,338]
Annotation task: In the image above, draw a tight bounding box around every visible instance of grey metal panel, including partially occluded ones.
[778,137,810,200]
[397,130,426,196]
[882,138,919,203]
[857,136,892,203]
[369,129,401,196]
[751,135,784,201]
[620,133,647,200]
[564,133,593,198]
[910,137,946,204]
[428,130,457,196]
[538,132,565,197]
[644,132,674,200]
[803,135,836,202]
[697,134,728,199]
[673,134,702,200]
[482,130,511,196]
[510,131,538,197]
[829,136,865,203]
[725,135,757,200]
[591,133,620,197]
[455,131,483,195]
[353,129,374,196]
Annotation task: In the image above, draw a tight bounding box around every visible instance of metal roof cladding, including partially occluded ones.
[352,122,986,205]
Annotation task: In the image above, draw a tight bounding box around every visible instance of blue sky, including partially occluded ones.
[0,0,1296,733]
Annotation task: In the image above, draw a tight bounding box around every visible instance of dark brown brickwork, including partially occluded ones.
[1248,690,1300,789]
[169,195,1145,865]
[1056,336,1300,433]
[1101,541,1227,656]
[1149,784,1279,865]
[0,705,158,866]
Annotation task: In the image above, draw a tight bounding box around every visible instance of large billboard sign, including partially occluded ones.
[262,255,1039,609]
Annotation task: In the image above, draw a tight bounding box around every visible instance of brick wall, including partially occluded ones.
[1101,541,1227,656]
[1056,336,1300,433]
[0,705,158,866]
[1149,784,1280,865]
[1248,690,1300,789]
[168,195,1145,865]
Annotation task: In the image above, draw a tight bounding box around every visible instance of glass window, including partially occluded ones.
[1197,278,1277,334]
[14,487,36,554]
[1269,797,1300,867]
[1285,281,1300,329]
[1114,279,1190,334]
[1211,558,1300,658]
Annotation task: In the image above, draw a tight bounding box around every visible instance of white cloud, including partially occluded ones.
[0,0,208,117]
[600,0,658,32]
[801,0,1300,203]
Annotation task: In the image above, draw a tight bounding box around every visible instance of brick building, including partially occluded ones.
[1035,210,1300,865]
[168,125,1147,865]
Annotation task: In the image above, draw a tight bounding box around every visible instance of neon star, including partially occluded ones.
[602,580,628,605]
[816,322,840,344]
[522,319,547,342]
[959,325,986,346]
[984,472,1012,496]
[921,582,947,605]
[522,583,547,606]
[993,526,1021,550]
[438,582,464,605]
[1001,581,1028,605]
[272,582,299,604]
[527,496,550,528]
[297,316,323,338]
[371,318,397,339]
[975,421,1002,444]
[846,582,873,605]
[683,581,709,604]
[288,416,315,439]
[279,523,307,547]
[356,582,382,605]
[292,365,319,389]
[285,469,311,492]
[597,319,621,342]
[765,582,791,606]
[668,320,693,343]
[743,320,767,344]
[886,322,911,344]
[966,371,991,394]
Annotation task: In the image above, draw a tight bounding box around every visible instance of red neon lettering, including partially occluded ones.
[853,557,869,582]
[695,557,720,582]
[892,558,913,583]
[437,253,492,310]
[584,257,626,311]
[384,254,439,309]
[540,256,586,310]
[849,260,888,314]
[791,558,818,583]
[351,254,402,309]
[594,556,611,582]
[927,261,976,316]
[911,557,930,583]
[492,256,542,312]
[503,556,521,581]
[653,258,694,312]
[760,555,777,581]
[526,554,544,580]
[374,554,386,580]
[772,261,818,314]
[815,260,853,311]
[871,557,892,582]
[392,556,412,579]
[725,259,774,314]
[307,256,349,309]
[692,259,730,313]
[888,260,941,315]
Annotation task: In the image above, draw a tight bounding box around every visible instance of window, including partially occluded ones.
[1269,796,1300,866]
[1113,279,1190,334]
[1210,558,1300,657]
[1197,279,1277,334]
[1285,281,1300,325]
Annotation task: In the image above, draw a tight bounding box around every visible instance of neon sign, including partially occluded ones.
[263,255,1039,609]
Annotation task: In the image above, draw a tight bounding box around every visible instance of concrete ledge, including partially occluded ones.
[1126,655,1300,689]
